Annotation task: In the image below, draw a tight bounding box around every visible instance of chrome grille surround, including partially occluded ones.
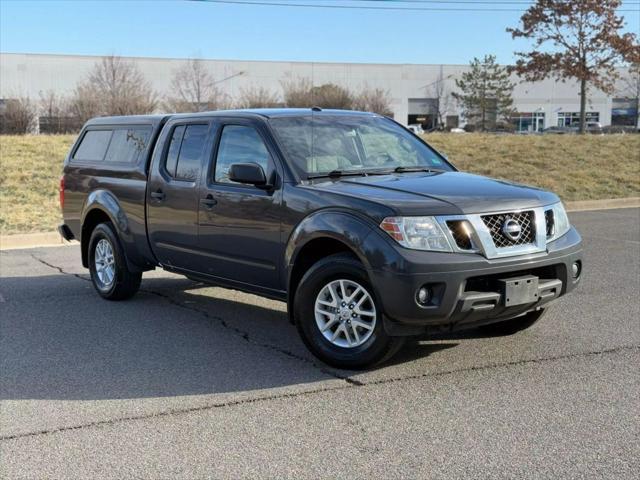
[435,207,549,259]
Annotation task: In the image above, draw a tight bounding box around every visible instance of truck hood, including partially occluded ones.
[308,171,559,215]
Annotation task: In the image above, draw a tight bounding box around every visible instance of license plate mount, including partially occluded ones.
[500,275,539,307]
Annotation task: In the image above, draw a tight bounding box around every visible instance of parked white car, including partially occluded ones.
[407,124,425,134]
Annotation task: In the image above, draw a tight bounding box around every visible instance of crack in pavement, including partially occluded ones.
[2,344,637,442]
[18,254,638,443]
[29,254,364,386]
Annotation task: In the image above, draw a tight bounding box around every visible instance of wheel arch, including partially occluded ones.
[284,210,383,323]
[81,190,139,271]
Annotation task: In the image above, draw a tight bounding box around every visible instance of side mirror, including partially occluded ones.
[228,163,267,187]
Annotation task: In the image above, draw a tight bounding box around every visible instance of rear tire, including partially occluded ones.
[294,253,404,369]
[88,222,141,300]
[479,308,546,336]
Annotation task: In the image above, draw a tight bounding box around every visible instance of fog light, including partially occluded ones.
[416,286,431,305]
[571,261,581,279]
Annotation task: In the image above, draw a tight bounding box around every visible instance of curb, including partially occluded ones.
[1,197,638,251]
[565,197,640,212]
[0,232,78,251]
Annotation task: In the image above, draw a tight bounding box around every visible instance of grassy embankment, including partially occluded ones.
[0,133,638,234]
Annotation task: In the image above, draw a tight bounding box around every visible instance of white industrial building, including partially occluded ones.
[1,52,637,132]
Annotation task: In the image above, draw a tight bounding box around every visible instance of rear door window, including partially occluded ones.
[73,130,112,162]
[164,125,185,177]
[104,127,152,164]
[163,124,208,182]
[176,125,208,181]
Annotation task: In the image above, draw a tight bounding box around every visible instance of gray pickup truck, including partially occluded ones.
[59,108,583,368]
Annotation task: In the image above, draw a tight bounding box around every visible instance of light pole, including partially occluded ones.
[212,71,246,86]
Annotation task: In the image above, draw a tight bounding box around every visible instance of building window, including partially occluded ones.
[611,98,638,127]
[557,112,599,127]
[510,112,545,133]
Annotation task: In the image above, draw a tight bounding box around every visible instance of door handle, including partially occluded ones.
[200,194,217,210]
[151,189,165,201]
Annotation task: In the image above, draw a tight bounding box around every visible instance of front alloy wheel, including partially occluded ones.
[314,279,376,348]
[294,253,404,369]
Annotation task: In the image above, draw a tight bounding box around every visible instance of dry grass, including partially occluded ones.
[0,133,638,234]
[1,135,75,234]
[424,133,640,202]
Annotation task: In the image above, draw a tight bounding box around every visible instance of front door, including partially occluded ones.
[147,120,213,271]
[195,120,284,291]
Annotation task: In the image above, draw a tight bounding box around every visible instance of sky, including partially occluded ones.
[1,0,639,65]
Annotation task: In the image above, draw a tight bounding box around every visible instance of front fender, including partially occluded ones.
[284,210,404,322]
[285,209,379,274]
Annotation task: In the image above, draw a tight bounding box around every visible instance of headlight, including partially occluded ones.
[380,216,452,252]
[547,202,570,241]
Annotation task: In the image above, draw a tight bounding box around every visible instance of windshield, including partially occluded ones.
[269,115,453,178]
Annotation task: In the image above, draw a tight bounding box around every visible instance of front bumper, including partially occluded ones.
[368,226,583,334]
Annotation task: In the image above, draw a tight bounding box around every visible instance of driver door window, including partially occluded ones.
[214,125,271,184]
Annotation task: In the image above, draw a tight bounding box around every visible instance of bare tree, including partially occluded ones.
[426,69,455,129]
[353,86,393,116]
[164,58,232,112]
[67,84,102,124]
[39,90,66,119]
[69,55,157,119]
[38,90,80,133]
[508,0,640,133]
[0,96,37,134]
[236,85,280,109]
[281,77,313,107]
[309,84,354,109]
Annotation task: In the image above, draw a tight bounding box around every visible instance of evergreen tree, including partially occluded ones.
[452,55,515,132]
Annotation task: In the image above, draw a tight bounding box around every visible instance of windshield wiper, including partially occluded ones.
[307,166,442,180]
[393,166,441,173]
[307,169,375,180]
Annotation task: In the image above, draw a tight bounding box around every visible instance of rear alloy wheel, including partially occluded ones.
[88,222,142,300]
[295,253,404,369]
[94,239,116,289]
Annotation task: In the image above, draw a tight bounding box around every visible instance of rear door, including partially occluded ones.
[147,119,214,271]
[194,118,284,290]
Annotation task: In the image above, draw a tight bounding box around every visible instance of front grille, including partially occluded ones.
[481,210,535,248]
[447,220,474,250]
[544,209,554,237]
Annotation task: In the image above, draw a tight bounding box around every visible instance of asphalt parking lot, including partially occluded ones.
[1,208,639,479]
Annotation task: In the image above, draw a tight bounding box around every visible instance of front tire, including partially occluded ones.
[294,253,403,369]
[479,308,546,336]
[88,222,141,300]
